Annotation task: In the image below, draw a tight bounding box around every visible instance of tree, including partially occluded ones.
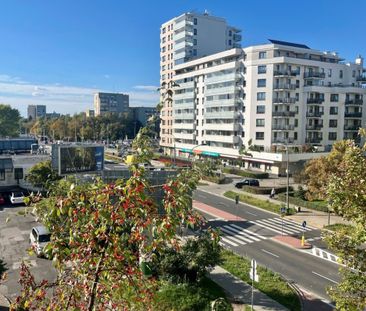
[324,139,366,310]
[26,160,61,190]
[0,104,21,137]
[12,120,210,310]
[303,140,349,200]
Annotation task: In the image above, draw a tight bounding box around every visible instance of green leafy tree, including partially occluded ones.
[12,118,211,310]
[26,160,61,190]
[324,139,366,310]
[0,104,21,137]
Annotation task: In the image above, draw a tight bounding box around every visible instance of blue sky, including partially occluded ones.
[1,0,365,116]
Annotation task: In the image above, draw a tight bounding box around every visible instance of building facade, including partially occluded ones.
[86,109,95,118]
[94,92,129,116]
[159,11,241,154]
[130,106,158,126]
[171,40,366,175]
[27,105,46,120]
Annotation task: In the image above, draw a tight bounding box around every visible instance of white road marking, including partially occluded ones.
[229,224,267,239]
[221,226,253,243]
[245,211,257,216]
[261,249,279,258]
[312,271,338,284]
[221,236,239,247]
[223,225,261,242]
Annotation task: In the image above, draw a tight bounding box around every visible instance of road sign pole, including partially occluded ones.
[251,269,254,311]
[281,216,284,236]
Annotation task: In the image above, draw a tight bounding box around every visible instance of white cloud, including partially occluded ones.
[134,85,159,92]
[0,74,160,116]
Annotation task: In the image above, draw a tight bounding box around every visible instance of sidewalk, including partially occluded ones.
[0,292,9,311]
[209,266,288,311]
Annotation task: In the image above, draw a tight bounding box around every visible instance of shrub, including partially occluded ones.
[222,167,269,179]
[242,186,293,195]
[202,175,227,184]
[277,193,328,212]
[293,186,306,200]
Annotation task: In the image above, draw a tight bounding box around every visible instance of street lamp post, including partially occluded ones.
[286,142,289,213]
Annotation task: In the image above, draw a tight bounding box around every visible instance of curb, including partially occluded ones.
[272,235,312,249]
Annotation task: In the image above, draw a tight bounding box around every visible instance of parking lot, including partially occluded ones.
[0,203,56,300]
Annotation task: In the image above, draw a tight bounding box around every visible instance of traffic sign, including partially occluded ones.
[249,259,259,282]
[302,221,307,228]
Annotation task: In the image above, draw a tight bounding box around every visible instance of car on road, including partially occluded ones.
[234,178,260,188]
[0,194,5,205]
[29,226,51,257]
[9,192,25,205]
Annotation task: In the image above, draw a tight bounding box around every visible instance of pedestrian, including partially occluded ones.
[270,188,275,199]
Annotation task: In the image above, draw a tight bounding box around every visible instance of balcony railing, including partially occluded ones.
[272,124,295,130]
[272,138,295,144]
[306,111,324,117]
[306,137,322,144]
[273,84,297,90]
[272,111,296,117]
[344,125,360,131]
[345,112,362,118]
[304,72,326,79]
[356,76,366,82]
[273,70,299,77]
[306,124,323,130]
[273,97,296,104]
[345,99,363,106]
[307,98,324,104]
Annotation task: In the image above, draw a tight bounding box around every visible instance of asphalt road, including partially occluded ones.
[193,189,339,304]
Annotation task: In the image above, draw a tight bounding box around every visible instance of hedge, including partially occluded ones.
[224,191,295,215]
[242,186,293,195]
[277,193,328,212]
[222,167,269,179]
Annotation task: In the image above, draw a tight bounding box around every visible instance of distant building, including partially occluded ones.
[130,107,158,126]
[46,111,61,119]
[94,92,129,116]
[86,109,95,117]
[27,105,46,120]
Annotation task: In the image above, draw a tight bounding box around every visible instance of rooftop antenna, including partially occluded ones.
[203,9,210,16]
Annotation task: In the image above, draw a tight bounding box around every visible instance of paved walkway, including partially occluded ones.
[210,266,288,311]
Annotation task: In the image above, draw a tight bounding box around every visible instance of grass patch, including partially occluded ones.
[224,191,295,215]
[220,250,301,311]
[222,168,269,179]
[153,277,232,311]
[277,193,328,212]
[324,223,354,234]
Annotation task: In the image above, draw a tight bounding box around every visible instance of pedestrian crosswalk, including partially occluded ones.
[218,223,268,247]
[303,247,341,265]
[248,217,317,236]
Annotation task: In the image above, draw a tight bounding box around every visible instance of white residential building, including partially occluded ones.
[171,40,366,175]
[159,11,241,153]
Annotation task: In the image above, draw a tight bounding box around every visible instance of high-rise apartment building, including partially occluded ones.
[27,105,46,120]
[94,92,129,116]
[171,40,366,175]
[85,109,95,118]
[159,11,241,154]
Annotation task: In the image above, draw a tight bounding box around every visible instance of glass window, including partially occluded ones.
[330,94,339,102]
[328,132,337,140]
[257,92,266,101]
[329,120,338,128]
[256,105,265,114]
[194,18,197,25]
[256,119,265,127]
[0,169,4,181]
[339,70,343,79]
[257,79,266,87]
[330,107,338,115]
[256,132,264,140]
[194,29,197,35]
[259,51,266,59]
[328,69,332,77]
[258,65,267,74]
[228,40,232,45]
[193,39,197,45]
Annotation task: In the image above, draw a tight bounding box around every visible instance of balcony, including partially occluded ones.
[174,19,193,31]
[204,123,241,131]
[174,132,195,140]
[356,76,366,82]
[205,86,237,96]
[205,110,239,119]
[173,123,196,130]
[174,91,195,100]
[273,84,296,90]
[306,111,324,118]
[273,70,300,77]
[205,99,240,108]
[174,112,195,119]
[203,134,240,144]
[306,137,322,144]
[304,72,326,79]
[345,112,362,118]
[345,99,363,106]
[344,125,360,131]
[272,138,295,144]
[306,124,323,130]
[174,40,193,50]
[205,72,238,84]
[272,124,295,131]
[273,97,296,104]
[272,111,296,117]
[307,98,324,104]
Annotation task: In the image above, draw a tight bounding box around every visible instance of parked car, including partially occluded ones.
[0,194,5,205]
[234,179,260,188]
[10,192,25,205]
[29,226,51,257]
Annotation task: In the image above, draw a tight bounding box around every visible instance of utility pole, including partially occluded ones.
[286,142,289,213]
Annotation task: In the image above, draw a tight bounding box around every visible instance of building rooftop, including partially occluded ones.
[268,39,311,49]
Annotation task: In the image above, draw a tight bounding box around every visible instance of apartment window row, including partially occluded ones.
[206,130,234,136]
[206,94,235,101]
[206,69,235,78]
[206,81,235,90]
